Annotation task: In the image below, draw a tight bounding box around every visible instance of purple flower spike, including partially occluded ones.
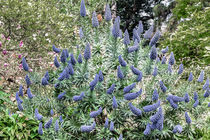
[64,49,69,58]
[204,88,209,98]
[110,121,115,131]
[150,122,157,130]
[105,4,112,21]
[54,56,60,68]
[17,100,24,111]
[203,77,209,90]
[161,56,166,64]
[123,83,136,93]
[57,91,66,100]
[197,70,204,83]
[167,95,184,102]
[152,89,159,101]
[168,99,178,109]
[41,77,48,86]
[188,72,193,82]
[59,115,63,123]
[58,71,66,81]
[193,100,199,108]
[60,50,67,63]
[44,71,50,81]
[150,107,162,123]
[118,134,123,140]
[173,125,183,134]
[136,73,143,82]
[90,107,102,118]
[185,112,191,124]
[133,28,140,43]
[124,89,142,101]
[208,103,210,107]
[89,74,99,91]
[52,45,60,53]
[92,11,99,27]
[84,43,91,61]
[149,30,161,47]
[35,108,43,120]
[156,57,160,63]
[143,123,151,135]
[119,55,127,67]
[50,109,54,116]
[161,46,169,54]
[22,57,29,71]
[128,40,139,53]
[144,25,154,39]
[73,92,85,102]
[150,46,157,60]
[137,21,143,35]
[80,0,86,17]
[159,81,167,93]
[123,29,130,45]
[107,84,115,94]
[98,70,104,82]
[128,102,142,116]
[178,63,184,75]
[69,53,77,65]
[117,66,124,80]
[112,17,120,38]
[104,118,109,128]
[119,29,123,38]
[184,93,190,103]
[45,118,53,129]
[27,88,34,99]
[38,122,43,135]
[152,66,158,77]
[143,100,160,112]
[168,52,175,65]
[193,91,198,101]
[81,121,96,132]
[112,96,118,109]
[68,63,74,76]
[25,75,31,87]
[156,113,164,131]
[55,120,59,132]
[130,66,141,75]
[79,27,84,40]
[78,53,83,64]
[16,92,23,103]
[19,85,23,97]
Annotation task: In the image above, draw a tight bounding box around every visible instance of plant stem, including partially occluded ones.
[124,45,128,60]
[83,60,88,74]
[113,38,117,59]
[146,59,153,75]
[134,51,138,67]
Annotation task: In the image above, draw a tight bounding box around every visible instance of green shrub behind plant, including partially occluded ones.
[160,1,210,66]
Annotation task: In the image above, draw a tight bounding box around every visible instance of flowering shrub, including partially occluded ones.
[7,1,210,140]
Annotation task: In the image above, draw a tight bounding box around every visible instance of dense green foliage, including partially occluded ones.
[0,0,106,52]
[0,111,39,139]
[160,0,210,65]
[0,0,73,51]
